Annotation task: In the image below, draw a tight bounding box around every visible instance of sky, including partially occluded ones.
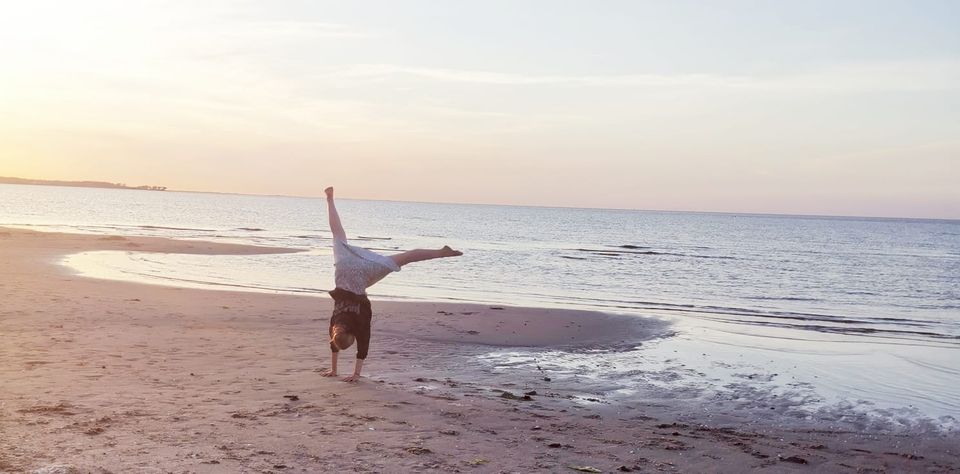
[1,0,958,218]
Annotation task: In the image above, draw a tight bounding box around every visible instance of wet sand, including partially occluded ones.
[1,227,957,473]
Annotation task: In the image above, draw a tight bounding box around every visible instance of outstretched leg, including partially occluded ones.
[390,246,462,268]
[325,187,347,241]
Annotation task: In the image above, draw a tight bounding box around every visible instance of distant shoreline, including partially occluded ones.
[0,176,166,191]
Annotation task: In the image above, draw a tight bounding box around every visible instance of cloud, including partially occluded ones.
[318,64,753,87]
[317,60,960,92]
[207,19,380,41]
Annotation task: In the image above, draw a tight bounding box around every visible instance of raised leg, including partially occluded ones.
[325,187,347,241]
[389,246,463,268]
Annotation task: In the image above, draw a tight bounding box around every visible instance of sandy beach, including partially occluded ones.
[1,227,957,473]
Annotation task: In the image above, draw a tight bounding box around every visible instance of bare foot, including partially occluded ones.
[342,374,361,383]
[440,245,463,257]
[324,187,334,199]
[320,368,338,377]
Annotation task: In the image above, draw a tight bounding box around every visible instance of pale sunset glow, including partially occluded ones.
[1,1,958,218]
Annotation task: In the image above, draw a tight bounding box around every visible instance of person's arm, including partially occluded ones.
[342,313,371,382]
[320,321,340,377]
[343,359,364,383]
[320,351,339,376]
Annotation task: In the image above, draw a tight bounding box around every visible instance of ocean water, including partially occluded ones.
[2,183,959,431]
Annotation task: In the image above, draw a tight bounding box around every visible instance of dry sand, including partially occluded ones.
[0,227,957,473]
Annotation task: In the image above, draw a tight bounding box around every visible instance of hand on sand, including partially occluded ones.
[324,187,334,199]
[342,374,361,383]
[319,368,337,377]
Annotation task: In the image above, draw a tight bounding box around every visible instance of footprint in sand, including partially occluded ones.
[68,416,114,435]
[17,403,78,416]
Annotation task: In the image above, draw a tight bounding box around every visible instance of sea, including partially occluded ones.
[2,183,958,432]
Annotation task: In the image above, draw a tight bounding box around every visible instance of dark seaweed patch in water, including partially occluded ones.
[573,248,669,256]
[572,248,736,260]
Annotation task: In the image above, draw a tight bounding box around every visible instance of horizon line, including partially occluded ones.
[2,178,957,222]
[141,185,960,223]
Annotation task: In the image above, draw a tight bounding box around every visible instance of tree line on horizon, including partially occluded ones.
[0,176,166,191]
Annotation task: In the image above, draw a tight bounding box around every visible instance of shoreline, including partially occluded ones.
[1,227,957,472]
[53,231,960,431]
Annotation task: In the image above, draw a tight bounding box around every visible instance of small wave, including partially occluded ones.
[911,303,960,310]
[745,296,821,302]
[697,304,929,326]
[842,290,881,296]
[617,244,651,250]
[139,225,216,232]
[121,271,325,295]
[236,227,266,231]
[708,317,960,342]
[893,355,960,377]
[356,286,950,340]
[583,298,945,333]
[627,299,697,309]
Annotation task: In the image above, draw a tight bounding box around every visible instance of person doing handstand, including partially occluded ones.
[320,187,462,382]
